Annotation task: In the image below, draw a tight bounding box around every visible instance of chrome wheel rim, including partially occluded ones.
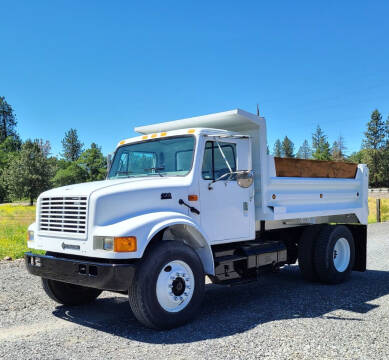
[333,237,350,272]
[156,260,194,313]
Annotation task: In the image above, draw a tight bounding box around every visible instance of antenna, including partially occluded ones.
[256,104,260,117]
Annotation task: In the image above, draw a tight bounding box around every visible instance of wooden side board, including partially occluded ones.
[274,157,358,179]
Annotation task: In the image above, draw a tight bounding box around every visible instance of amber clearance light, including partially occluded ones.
[114,236,137,252]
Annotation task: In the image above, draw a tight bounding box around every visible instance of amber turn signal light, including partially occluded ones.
[188,195,198,201]
[114,236,137,252]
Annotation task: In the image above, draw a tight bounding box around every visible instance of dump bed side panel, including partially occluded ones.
[257,160,369,225]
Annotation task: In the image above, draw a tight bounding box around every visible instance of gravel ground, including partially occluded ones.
[1,223,389,360]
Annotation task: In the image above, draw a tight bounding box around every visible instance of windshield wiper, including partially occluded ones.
[144,167,165,177]
[114,171,134,178]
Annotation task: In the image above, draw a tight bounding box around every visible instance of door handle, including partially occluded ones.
[178,199,200,215]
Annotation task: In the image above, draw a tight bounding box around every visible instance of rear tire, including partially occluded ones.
[128,241,205,330]
[314,225,355,284]
[42,278,102,305]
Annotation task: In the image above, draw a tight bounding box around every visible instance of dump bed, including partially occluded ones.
[136,109,369,225]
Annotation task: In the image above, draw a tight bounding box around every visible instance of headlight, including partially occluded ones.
[27,231,34,242]
[103,237,114,250]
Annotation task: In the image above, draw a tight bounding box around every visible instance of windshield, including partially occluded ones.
[108,135,195,179]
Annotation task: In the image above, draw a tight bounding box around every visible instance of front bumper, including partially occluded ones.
[25,252,137,292]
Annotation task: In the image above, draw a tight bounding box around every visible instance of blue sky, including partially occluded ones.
[1,1,389,157]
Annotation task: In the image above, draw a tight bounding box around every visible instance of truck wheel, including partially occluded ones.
[42,278,102,305]
[314,225,355,284]
[128,241,205,330]
[298,225,322,281]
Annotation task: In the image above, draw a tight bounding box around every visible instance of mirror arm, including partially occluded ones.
[208,172,231,190]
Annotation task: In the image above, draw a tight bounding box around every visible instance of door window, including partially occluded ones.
[202,141,236,180]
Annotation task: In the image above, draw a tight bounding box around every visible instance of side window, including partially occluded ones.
[202,141,236,180]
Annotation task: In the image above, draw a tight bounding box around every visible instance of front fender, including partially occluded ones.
[93,211,213,264]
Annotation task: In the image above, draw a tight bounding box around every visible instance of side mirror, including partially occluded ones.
[237,170,254,188]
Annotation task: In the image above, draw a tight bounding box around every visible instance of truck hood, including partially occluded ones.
[40,177,183,198]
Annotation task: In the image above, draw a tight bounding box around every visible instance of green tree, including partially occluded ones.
[0,97,18,142]
[312,125,331,161]
[0,136,22,203]
[363,110,385,186]
[61,128,84,161]
[363,109,385,150]
[381,115,389,186]
[331,135,347,161]
[349,149,366,164]
[0,136,21,169]
[2,140,52,205]
[296,139,311,159]
[273,139,282,157]
[51,162,88,188]
[77,143,107,181]
[281,136,294,158]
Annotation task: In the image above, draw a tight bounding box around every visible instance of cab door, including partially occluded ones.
[199,138,255,243]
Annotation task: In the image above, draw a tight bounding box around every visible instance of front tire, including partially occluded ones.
[42,278,102,305]
[314,225,355,284]
[128,241,205,330]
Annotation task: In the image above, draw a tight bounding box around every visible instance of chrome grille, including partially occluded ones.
[39,196,88,234]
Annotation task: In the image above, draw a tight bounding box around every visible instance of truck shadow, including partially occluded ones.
[52,266,389,344]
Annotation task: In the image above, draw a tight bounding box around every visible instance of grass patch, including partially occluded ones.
[368,198,389,223]
[0,204,43,259]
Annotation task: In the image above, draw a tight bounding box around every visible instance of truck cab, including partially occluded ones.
[25,109,368,329]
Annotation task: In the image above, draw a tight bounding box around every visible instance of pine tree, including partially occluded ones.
[0,97,18,142]
[363,110,385,150]
[296,139,311,159]
[273,139,282,157]
[381,115,389,186]
[61,128,84,161]
[363,110,385,186]
[312,125,331,161]
[281,136,294,158]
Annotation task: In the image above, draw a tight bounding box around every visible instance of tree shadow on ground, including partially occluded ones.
[53,266,389,344]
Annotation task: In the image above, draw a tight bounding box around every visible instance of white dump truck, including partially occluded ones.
[25,109,369,329]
